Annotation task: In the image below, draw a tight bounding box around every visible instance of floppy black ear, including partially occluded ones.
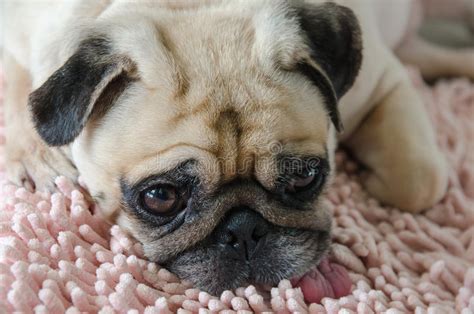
[294,2,363,132]
[29,36,136,146]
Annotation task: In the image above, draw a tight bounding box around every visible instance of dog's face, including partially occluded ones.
[29,1,361,294]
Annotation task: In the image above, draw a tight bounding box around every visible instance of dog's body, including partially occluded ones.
[3,0,472,296]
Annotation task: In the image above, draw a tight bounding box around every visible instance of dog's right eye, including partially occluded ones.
[140,185,186,216]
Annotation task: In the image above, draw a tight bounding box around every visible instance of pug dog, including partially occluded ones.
[4,0,466,296]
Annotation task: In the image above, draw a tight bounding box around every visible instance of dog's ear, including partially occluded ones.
[29,36,136,146]
[294,2,363,132]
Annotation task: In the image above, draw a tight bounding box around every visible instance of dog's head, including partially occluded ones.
[29,0,362,294]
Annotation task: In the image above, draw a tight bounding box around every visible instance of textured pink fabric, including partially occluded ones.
[1,68,473,313]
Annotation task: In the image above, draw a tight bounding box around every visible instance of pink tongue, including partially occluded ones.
[291,257,352,304]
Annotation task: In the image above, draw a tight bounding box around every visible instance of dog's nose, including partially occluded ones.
[214,208,269,260]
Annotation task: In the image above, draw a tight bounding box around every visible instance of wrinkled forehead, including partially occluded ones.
[87,77,329,182]
[97,0,310,87]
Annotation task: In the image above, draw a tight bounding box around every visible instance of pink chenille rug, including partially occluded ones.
[0,67,473,314]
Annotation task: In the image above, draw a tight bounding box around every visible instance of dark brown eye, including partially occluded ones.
[285,169,318,193]
[140,184,184,215]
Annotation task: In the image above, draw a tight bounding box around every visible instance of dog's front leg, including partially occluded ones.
[343,52,448,213]
[396,36,474,81]
[4,54,78,192]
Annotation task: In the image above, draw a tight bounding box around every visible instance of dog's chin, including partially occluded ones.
[159,226,351,302]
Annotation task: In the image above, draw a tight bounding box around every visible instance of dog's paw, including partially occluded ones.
[5,136,78,192]
[359,154,448,213]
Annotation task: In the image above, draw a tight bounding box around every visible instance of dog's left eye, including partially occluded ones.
[140,184,186,216]
[285,168,321,193]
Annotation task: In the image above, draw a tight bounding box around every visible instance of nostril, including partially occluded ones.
[251,232,259,243]
[220,231,239,246]
[229,234,239,247]
[251,229,261,242]
[227,232,246,260]
[251,225,268,242]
